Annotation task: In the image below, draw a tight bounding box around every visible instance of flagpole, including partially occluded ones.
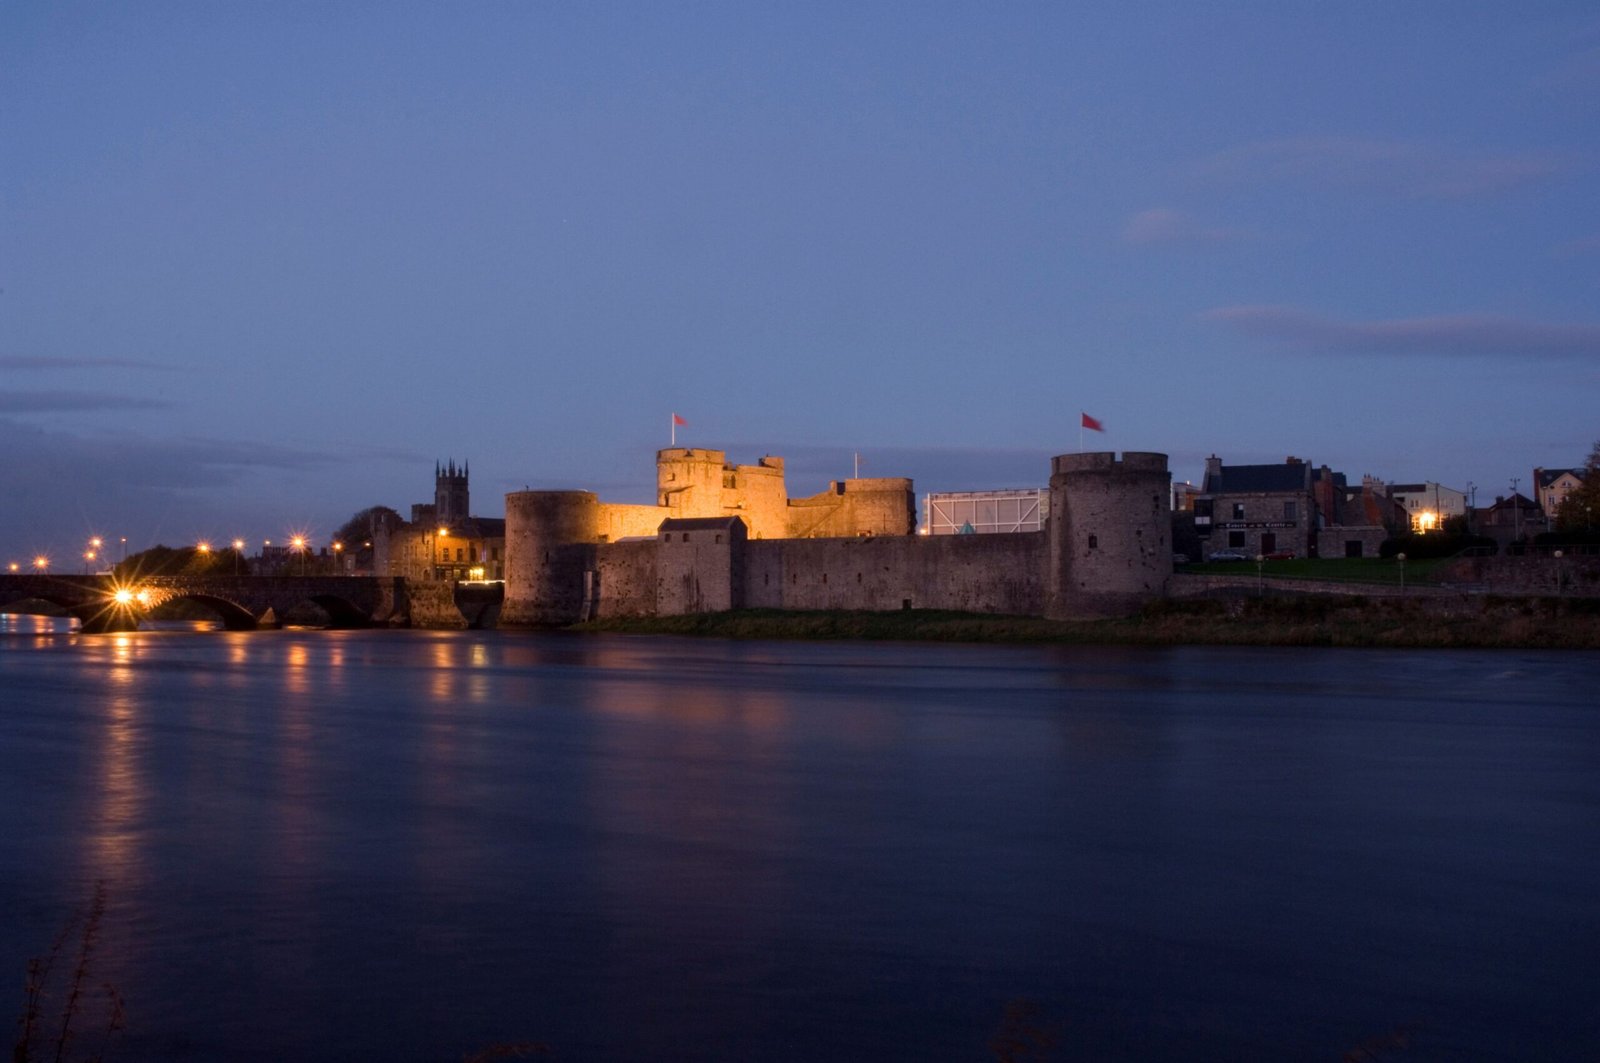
[671,414,676,447]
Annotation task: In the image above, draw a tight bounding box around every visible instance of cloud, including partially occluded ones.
[1201,305,1600,359]
[0,356,177,371]
[0,390,175,413]
[1554,232,1600,257]
[1122,208,1251,246]
[1196,137,1565,198]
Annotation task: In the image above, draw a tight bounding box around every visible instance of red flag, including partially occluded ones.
[672,413,687,426]
[1081,412,1105,432]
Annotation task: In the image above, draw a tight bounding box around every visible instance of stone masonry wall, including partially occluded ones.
[592,540,658,617]
[742,533,1047,615]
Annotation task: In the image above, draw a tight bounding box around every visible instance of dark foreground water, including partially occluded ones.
[1,619,1596,1061]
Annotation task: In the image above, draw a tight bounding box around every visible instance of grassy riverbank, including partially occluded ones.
[571,596,1600,649]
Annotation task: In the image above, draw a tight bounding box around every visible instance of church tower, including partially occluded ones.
[435,459,470,523]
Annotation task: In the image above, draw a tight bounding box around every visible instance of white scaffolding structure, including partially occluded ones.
[923,489,1047,535]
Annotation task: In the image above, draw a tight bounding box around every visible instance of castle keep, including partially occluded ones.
[499,448,1171,624]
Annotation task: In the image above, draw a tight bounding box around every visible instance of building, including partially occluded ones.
[1534,467,1586,520]
[923,489,1047,535]
[1193,455,1393,559]
[499,448,1173,624]
[375,461,507,581]
[1475,493,1546,549]
[1385,481,1468,533]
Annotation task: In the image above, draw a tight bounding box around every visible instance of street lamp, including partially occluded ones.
[1255,553,1265,596]
[1554,549,1565,596]
[33,555,48,572]
[232,539,245,576]
[332,541,344,574]
[437,526,449,581]
[1397,551,1406,593]
[1510,477,1522,547]
[83,550,96,575]
[6,562,17,573]
[290,536,307,576]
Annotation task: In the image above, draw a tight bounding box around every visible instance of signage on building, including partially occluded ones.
[1217,521,1296,530]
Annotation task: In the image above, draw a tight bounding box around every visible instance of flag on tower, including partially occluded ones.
[1081,412,1105,432]
[672,413,687,426]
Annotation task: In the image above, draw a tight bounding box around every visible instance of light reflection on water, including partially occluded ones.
[0,630,1596,1062]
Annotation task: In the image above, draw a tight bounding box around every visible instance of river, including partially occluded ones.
[2,619,1596,1061]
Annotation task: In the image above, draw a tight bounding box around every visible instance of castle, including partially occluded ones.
[497,447,1173,624]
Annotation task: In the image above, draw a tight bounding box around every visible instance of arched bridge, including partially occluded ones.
[0,574,411,633]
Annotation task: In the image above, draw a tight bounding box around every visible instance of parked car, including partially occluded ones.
[1207,549,1250,562]
[1263,550,1296,561]
[1172,553,1191,565]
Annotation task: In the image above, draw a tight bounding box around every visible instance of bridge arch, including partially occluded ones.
[155,593,260,631]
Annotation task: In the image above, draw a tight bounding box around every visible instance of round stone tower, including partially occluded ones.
[656,448,728,519]
[1047,451,1171,619]
[501,490,600,625]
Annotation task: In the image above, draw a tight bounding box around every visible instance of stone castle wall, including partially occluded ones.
[740,533,1046,614]
[501,449,1172,626]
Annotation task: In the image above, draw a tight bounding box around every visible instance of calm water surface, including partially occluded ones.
[1,618,1597,1061]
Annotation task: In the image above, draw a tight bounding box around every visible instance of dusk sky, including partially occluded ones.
[4,2,1598,562]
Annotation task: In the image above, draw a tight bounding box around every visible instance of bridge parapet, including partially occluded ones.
[0,574,409,632]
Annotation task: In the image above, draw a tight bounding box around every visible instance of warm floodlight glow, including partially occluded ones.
[135,589,151,606]
[197,541,212,554]
[90,537,103,549]
[438,527,448,537]
[291,536,306,550]
[113,589,134,605]
[1416,511,1438,533]
[7,562,17,573]
[33,556,48,571]
[232,538,245,550]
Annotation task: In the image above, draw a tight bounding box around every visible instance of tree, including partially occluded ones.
[332,505,401,548]
[1553,439,1600,536]
[113,544,242,580]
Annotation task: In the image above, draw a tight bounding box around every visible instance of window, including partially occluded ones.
[1228,531,1246,548]
[682,533,689,542]
[1284,501,1296,520]
[714,534,722,544]
[1087,534,1098,549]
[1232,503,1245,520]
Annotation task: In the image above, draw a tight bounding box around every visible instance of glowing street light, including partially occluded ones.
[33,556,49,572]
[83,550,97,574]
[332,540,344,574]
[291,535,307,576]
[7,562,17,573]
[437,527,449,581]
[232,539,245,576]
